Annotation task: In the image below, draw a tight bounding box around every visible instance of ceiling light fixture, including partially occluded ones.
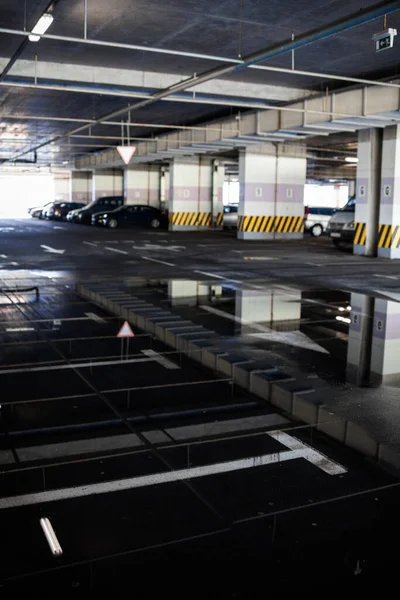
[29,13,54,43]
[344,156,359,163]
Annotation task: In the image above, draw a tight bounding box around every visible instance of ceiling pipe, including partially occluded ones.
[6,0,400,163]
[2,3,400,90]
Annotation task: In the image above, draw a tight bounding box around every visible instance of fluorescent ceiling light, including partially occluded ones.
[29,13,54,42]
[344,156,358,163]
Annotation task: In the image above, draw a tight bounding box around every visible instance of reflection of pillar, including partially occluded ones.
[370,298,400,385]
[212,161,225,228]
[346,293,374,386]
[71,171,92,204]
[160,167,169,210]
[92,169,123,200]
[354,129,382,257]
[235,290,301,332]
[238,144,306,240]
[168,280,219,306]
[125,165,160,207]
[169,157,213,230]
[54,172,70,202]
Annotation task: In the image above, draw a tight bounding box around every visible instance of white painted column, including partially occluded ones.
[377,125,400,259]
[125,165,160,207]
[54,171,70,202]
[92,169,123,201]
[169,157,213,231]
[71,171,92,204]
[353,128,382,256]
[238,144,306,240]
[160,167,169,211]
[212,161,225,228]
[370,297,400,385]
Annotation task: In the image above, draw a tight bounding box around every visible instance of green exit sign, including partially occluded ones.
[375,35,392,51]
[373,28,397,52]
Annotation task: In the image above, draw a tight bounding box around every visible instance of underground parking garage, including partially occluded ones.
[2,0,400,590]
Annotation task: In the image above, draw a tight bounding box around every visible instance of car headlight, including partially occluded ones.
[102,214,108,218]
[343,221,355,230]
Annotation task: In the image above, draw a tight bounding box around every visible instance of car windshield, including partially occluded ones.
[340,197,356,212]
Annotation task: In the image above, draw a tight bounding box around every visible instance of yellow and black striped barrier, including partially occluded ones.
[238,215,304,234]
[216,212,224,227]
[378,224,400,249]
[169,212,212,227]
[354,222,366,246]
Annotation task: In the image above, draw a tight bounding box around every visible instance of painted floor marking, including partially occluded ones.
[0,431,346,509]
[5,327,35,333]
[142,256,175,267]
[141,348,180,370]
[105,247,128,255]
[16,414,289,463]
[83,241,97,247]
[194,270,241,282]
[0,254,7,258]
[372,274,399,280]
[0,356,172,375]
[85,312,107,324]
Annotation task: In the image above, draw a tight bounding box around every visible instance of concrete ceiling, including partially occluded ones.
[0,0,398,167]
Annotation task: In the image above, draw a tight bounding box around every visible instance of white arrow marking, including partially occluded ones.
[40,245,65,254]
[85,312,107,323]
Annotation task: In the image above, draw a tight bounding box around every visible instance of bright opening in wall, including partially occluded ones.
[0,173,55,218]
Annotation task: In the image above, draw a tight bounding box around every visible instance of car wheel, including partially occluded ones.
[311,224,323,237]
[108,218,118,229]
[150,218,161,229]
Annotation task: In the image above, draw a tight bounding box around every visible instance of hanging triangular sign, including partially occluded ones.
[117,146,137,165]
[117,321,135,338]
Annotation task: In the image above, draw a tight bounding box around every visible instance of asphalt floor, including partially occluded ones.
[1,217,400,592]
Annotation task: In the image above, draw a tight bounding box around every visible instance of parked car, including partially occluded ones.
[30,202,53,218]
[326,197,356,247]
[67,196,124,224]
[92,205,168,229]
[304,206,337,237]
[44,202,85,221]
[223,204,238,229]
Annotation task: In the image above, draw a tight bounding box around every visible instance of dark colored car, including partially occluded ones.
[67,196,124,224]
[92,205,168,229]
[45,202,85,220]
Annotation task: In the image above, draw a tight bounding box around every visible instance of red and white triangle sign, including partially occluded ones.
[117,146,136,165]
[117,321,135,338]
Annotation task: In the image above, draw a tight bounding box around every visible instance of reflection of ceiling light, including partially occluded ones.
[338,307,345,312]
[336,316,351,324]
[346,305,351,311]
[29,13,54,42]
[62,160,69,165]
[344,157,358,163]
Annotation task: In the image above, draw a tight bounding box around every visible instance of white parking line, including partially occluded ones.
[372,274,398,280]
[83,241,97,247]
[141,348,180,370]
[5,327,35,332]
[194,270,240,282]
[105,247,128,255]
[0,431,346,509]
[0,254,7,258]
[142,256,175,266]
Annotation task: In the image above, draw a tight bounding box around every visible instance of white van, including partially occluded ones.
[326,198,356,247]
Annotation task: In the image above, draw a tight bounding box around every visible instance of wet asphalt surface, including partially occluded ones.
[1,218,400,592]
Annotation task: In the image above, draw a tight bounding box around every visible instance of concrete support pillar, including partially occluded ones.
[92,168,123,201]
[370,297,400,385]
[54,171,70,202]
[238,144,306,240]
[377,125,400,259]
[169,157,213,230]
[71,171,92,204]
[125,164,161,207]
[212,161,225,228]
[353,128,382,257]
